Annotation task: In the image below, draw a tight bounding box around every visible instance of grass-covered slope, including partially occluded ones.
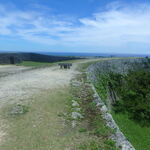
[113,113,150,150]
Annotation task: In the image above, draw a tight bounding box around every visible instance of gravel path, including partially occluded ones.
[0,64,78,108]
[0,65,31,78]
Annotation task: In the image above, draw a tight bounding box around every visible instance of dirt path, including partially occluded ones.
[0,64,79,108]
[0,65,31,78]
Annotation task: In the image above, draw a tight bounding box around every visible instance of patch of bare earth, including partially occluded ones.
[0,65,31,78]
[0,65,78,107]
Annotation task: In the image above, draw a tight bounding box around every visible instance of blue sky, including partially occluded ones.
[0,0,150,54]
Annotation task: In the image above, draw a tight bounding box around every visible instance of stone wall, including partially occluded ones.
[89,82,135,150]
[87,60,136,150]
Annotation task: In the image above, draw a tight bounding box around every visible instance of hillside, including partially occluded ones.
[0,52,80,64]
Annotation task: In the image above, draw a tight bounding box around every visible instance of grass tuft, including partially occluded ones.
[10,104,29,116]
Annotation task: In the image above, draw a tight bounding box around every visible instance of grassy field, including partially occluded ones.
[113,113,150,150]
[17,61,54,67]
[0,88,95,150]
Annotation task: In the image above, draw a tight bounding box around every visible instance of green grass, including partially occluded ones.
[17,61,54,67]
[113,113,150,150]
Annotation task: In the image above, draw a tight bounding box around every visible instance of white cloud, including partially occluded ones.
[1,2,150,53]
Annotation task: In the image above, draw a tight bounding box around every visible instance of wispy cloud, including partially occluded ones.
[0,2,150,52]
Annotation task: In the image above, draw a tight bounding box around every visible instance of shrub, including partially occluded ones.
[119,70,150,126]
[111,69,150,126]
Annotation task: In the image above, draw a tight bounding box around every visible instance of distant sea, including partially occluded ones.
[37,52,150,57]
[0,51,149,57]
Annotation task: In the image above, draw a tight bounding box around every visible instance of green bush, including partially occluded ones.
[118,70,150,126]
[108,70,150,126]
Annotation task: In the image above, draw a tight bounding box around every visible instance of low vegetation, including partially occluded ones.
[113,69,150,126]
[70,65,118,150]
[18,61,54,67]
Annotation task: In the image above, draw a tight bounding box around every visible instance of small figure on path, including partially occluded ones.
[58,63,72,69]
